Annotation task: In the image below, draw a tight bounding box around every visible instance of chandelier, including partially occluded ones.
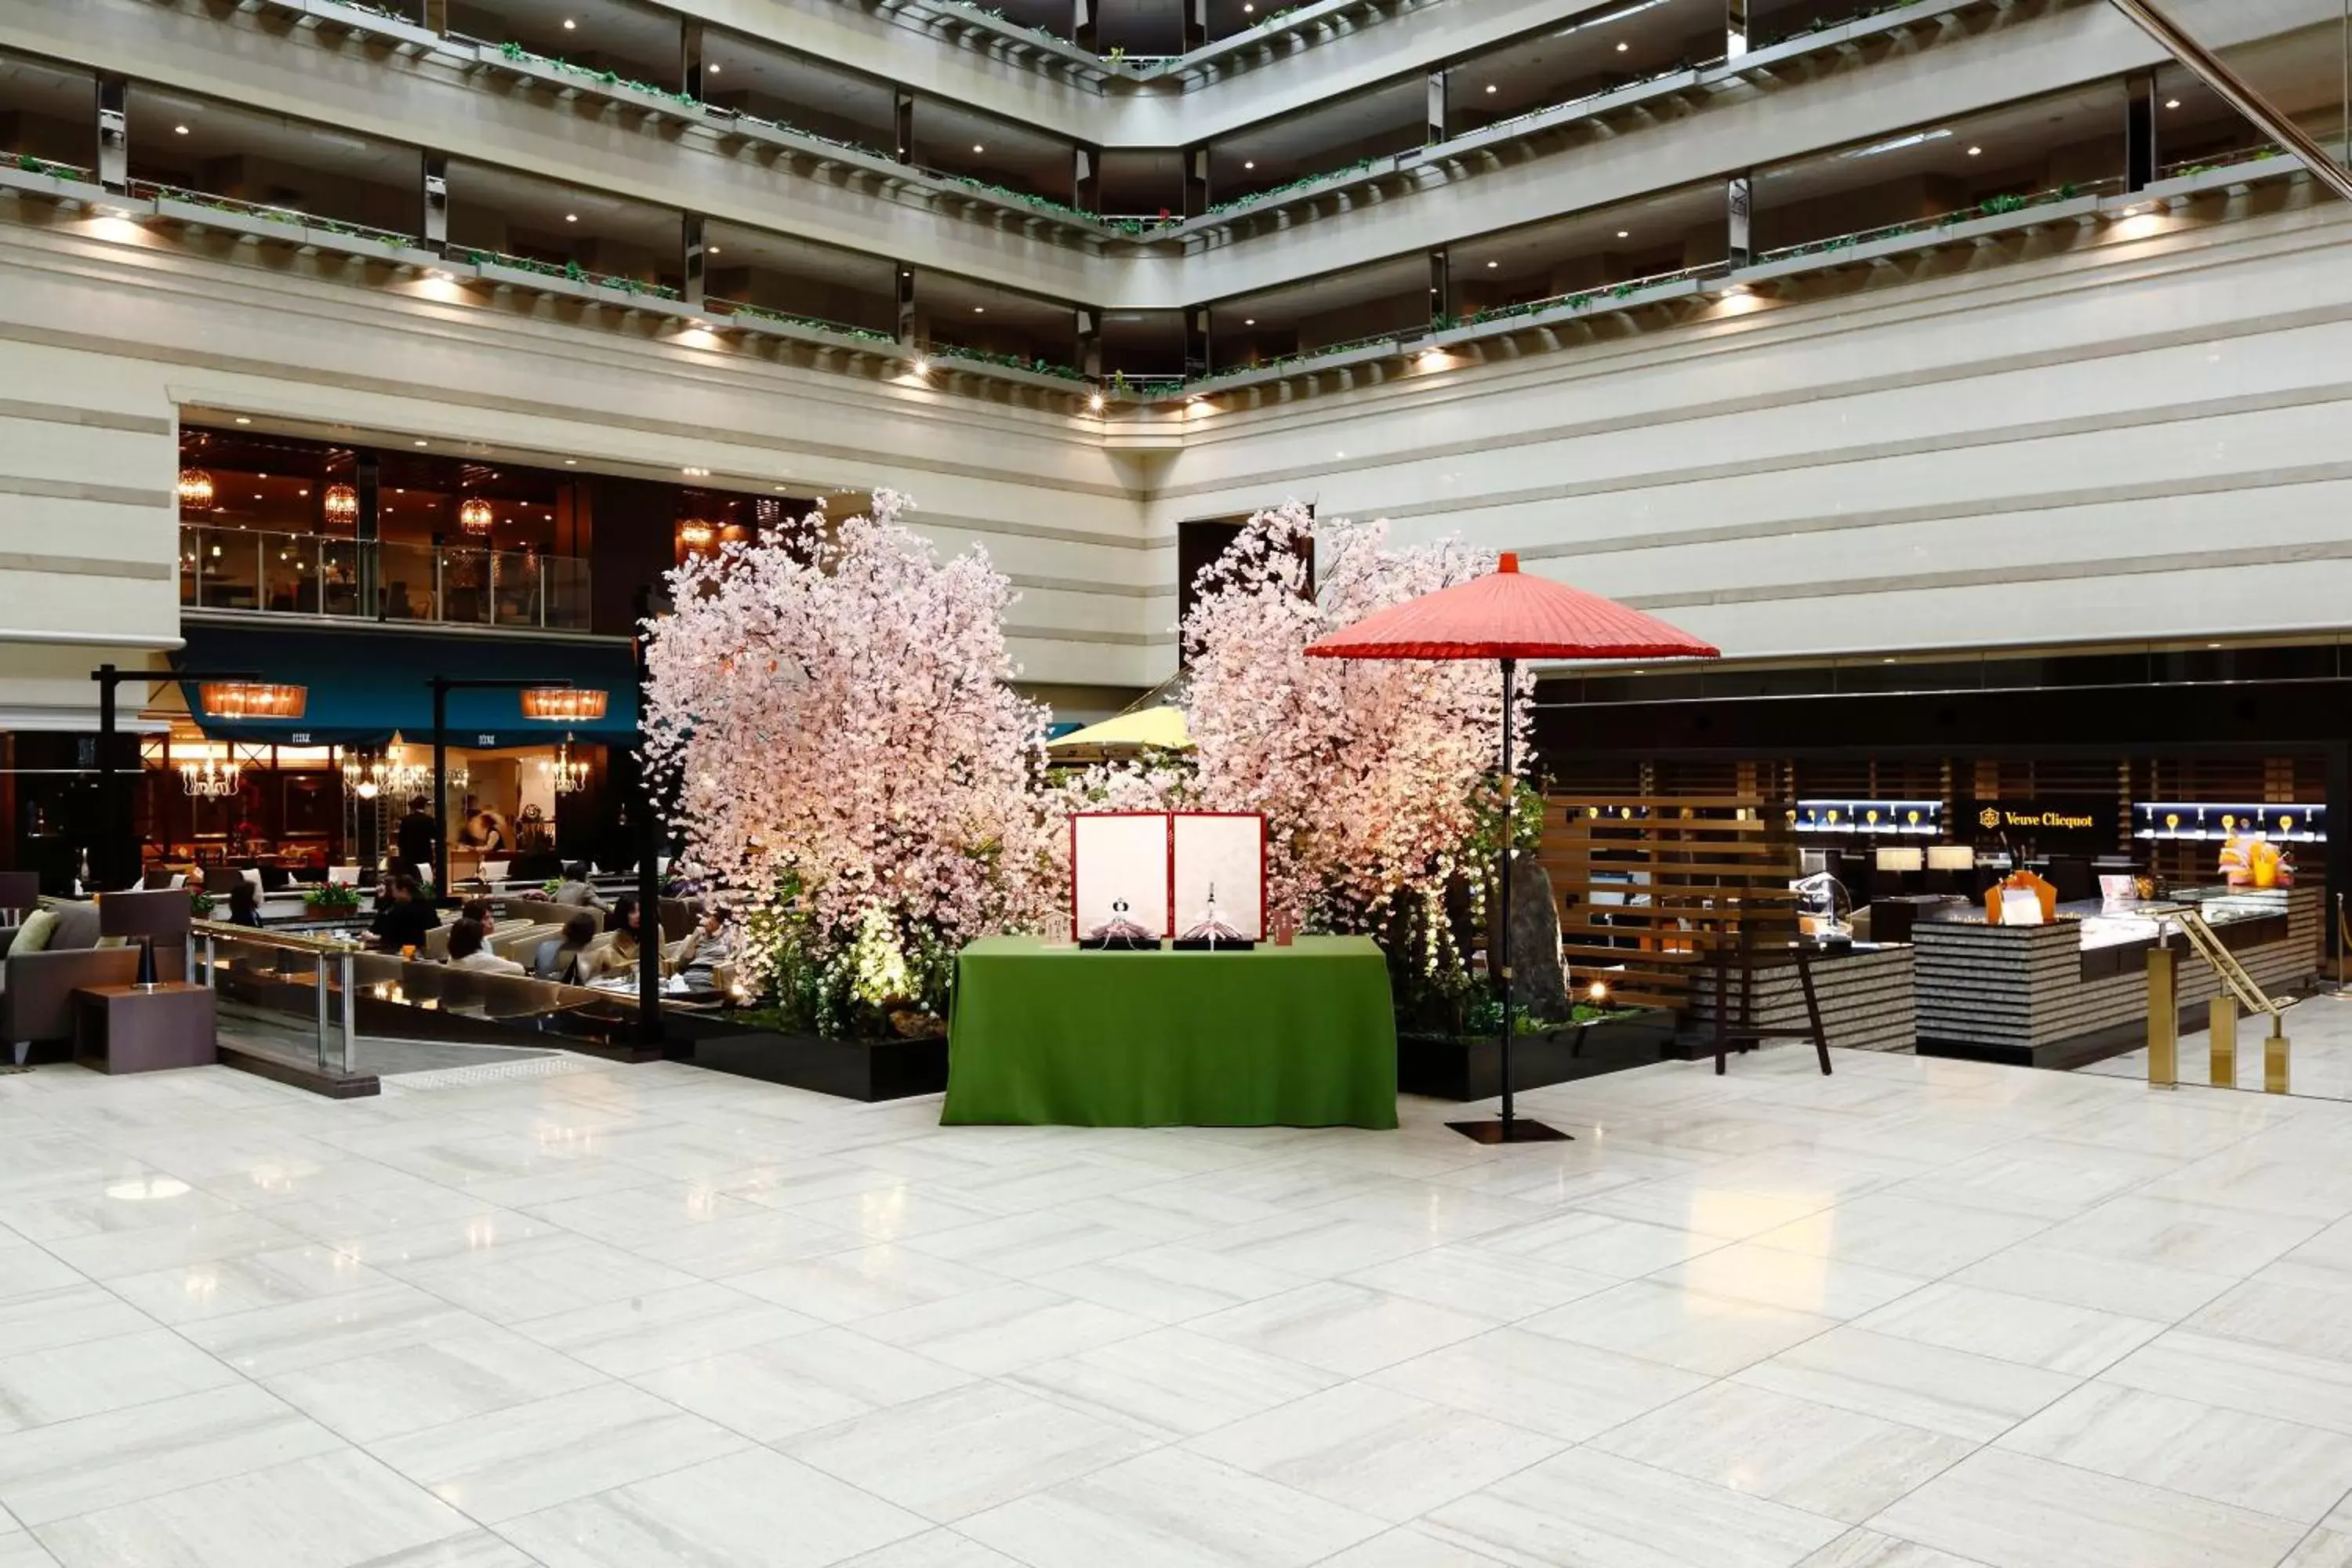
[323,483,359,527]
[521,686,608,723]
[198,681,307,721]
[177,468,216,510]
[677,519,716,554]
[543,738,590,795]
[341,754,387,800]
[459,496,494,537]
[180,754,240,799]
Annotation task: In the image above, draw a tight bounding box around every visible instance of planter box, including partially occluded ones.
[1399,1010,1679,1100]
[1735,194,2101,285]
[1707,0,1978,82]
[689,1027,948,1102]
[1436,71,1700,166]
[1432,275,1704,348]
[1193,339,1400,393]
[721,312,902,357]
[0,165,111,206]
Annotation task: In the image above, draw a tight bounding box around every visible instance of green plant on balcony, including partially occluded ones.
[931,343,1083,380]
[1203,157,1379,220]
[725,304,898,344]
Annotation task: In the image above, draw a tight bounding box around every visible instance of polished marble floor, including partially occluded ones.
[1,1046,2351,1566]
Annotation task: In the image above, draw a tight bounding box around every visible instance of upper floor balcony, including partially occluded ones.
[179,523,593,633]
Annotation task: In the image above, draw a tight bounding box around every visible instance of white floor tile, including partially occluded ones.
[1192,1282,1491,1377]
[1851,1282,2166,1377]
[1869,1446,2307,1568]
[1370,1327,1709,1443]
[630,1325,974,1441]
[0,1384,342,1526]
[1734,1326,2078,1442]
[1521,1278,1839,1377]
[1421,1446,1849,1568]
[958,1447,1386,1568]
[498,1446,928,1567]
[1187,1381,1565,1522]
[1007,1326,1338,1439]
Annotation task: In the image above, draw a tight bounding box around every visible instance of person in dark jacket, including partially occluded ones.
[370,874,438,956]
[226,879,264,928]
[396,798,438,871]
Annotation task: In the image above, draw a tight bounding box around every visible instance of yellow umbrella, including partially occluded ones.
[1045,706,1190,757]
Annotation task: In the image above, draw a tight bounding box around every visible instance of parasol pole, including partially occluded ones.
[1497,656,1517,1131]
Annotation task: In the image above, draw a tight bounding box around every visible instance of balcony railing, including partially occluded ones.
[180,524,591,631]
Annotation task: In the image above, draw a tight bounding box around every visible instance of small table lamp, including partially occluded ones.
[98,887,191,991]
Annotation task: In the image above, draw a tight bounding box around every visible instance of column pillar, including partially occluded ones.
[1073,0,1098,53]
[1074,144,1101,212]
[421,0,448,32]
[2125,69,2158,192]
[356,451,382,619]
[894,90,914,163]
[1425,69,1446,145]
[1077,308,1102,379]
[1184,307,1209,379]
[896,268,916,343]
[420,151,448,252]
[1726,0,1748,60]
[681,212,706,310]
[1428,246,1450,323]
[681,19,704,100]
[96,73,127,194]
[1727,169,1753,270]
[1181,0,1207,53]
[1183,144,1209,217]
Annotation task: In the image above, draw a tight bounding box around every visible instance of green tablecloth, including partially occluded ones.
[943,935,1399,1128]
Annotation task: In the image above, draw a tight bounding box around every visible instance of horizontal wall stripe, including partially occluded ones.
[1006,624,1178,646]
[0,551,174,579]
[0,476,170,510]
[918,511,1171,552]
[1519,459,2352,562]
[0,400,172,436]
[1007,574,1174,599]
[1624,539,2352,611]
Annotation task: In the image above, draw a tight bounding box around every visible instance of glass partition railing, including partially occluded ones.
[180,524,590,631]
[194,920,361,1080]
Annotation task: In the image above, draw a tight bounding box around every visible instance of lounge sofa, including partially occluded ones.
[1,895,189,1064]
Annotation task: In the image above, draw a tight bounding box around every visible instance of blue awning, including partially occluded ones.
[174,626,639,747]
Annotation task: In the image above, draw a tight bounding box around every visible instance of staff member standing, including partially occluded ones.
[396,797,438,871]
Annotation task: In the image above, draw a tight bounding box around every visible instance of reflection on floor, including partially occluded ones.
[219,1000,561,1079]
[0,1045,2350,1566]
[2082,988,2352,1102]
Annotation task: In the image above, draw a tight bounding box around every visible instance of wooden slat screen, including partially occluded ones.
[1541,793,1801,1014]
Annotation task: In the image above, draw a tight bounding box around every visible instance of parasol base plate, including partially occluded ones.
[1447,1117,1573,1145]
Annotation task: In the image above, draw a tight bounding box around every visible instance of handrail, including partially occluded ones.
[194,917,366,955]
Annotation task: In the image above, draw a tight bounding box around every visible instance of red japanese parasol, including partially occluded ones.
[1306,553,1719,1142]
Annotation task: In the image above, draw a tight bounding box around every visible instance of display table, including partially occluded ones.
[74,982,217,1074]
[943,935,1398,1127]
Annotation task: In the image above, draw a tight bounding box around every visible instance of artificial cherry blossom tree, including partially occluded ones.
[1181,500,1528,938]
[639,491,1058,1029]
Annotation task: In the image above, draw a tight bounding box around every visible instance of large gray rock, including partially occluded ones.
[1489,851,1569,1023]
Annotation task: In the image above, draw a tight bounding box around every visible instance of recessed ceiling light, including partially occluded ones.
[973,143,985,153]
[1243,318,1255,325]
[172,124,189,136]
[561,16,575,27]
[1087,393,1105,410]
[564,212,578,222]
[564,459,576,465]
[258,472,268,478]
[707,246,720,254]
[1485,83,1497,94]
[913,356,931,373]
[1616,40,1628,50]
[1966,145,1981,156]
[233,416,252,425]
[1617,229,1630,238]
[707,63,720,73]
[1486,260,1498,268]
[1243,160,1255,169]
[2165,98,2181,109]
[973,306,985,313]
[1243,2,1253,10]
[413,439,427,447]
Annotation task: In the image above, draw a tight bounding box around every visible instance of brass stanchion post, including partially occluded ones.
[2209,995,2238,1088]
[2147,946,2177,1090]
[2266,1015,2290,1095]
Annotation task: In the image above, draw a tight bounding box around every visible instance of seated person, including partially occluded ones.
[225,879,265,929]
[579,896,647,985]
[459,896,495,929]
[543,911,601,984]
[369,874,437,956]
[678,910,729,986]
[551,862,604,910]
[446,916,524,974]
